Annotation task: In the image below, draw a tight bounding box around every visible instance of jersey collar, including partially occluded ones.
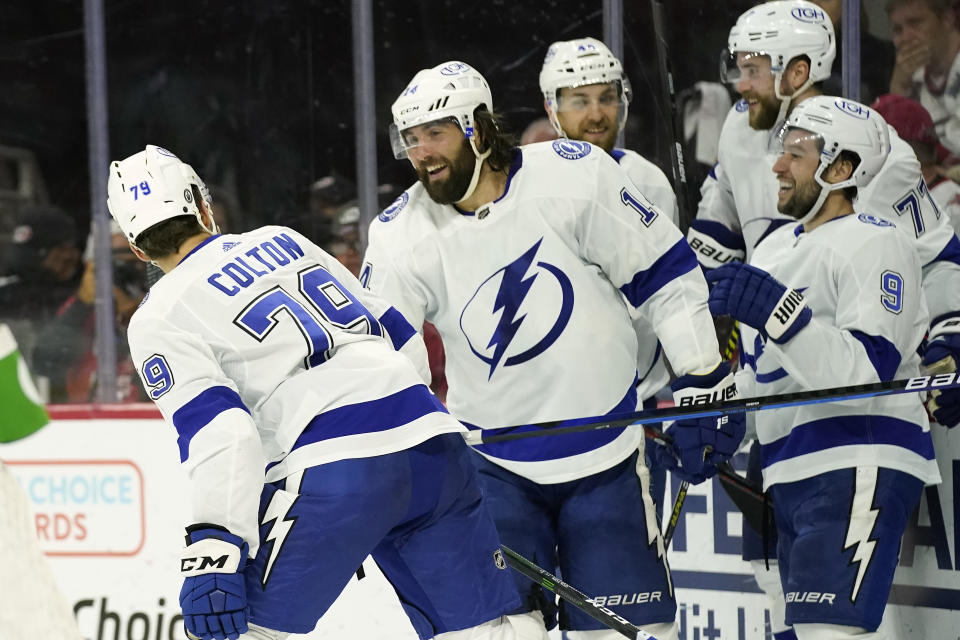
[453,148,524,216]
[178,234,221,265]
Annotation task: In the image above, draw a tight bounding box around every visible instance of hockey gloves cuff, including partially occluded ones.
[706,262,811,344]
[922,323,960,428]
[180,525,250,640]
[666,362,745,483]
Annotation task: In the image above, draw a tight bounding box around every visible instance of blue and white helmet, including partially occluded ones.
[539,37,632,137]
[722,1,835,101]
[107,145,215,245]
[777,96,890,219]
[389,61,492,160]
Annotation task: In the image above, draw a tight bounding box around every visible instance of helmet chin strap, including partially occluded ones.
[457,137,492,204]
[772,73,816,132]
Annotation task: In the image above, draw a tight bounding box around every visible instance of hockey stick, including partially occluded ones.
[500,545,659,640]
[462,372,960,446]
[650,0,696,231]
[661,479,689,548]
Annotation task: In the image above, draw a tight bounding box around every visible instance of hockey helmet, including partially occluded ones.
[776,95,890,215]
[722,0,835,101]
[539,37,632,137]
[107,145,216,246]
[389,61,492,160]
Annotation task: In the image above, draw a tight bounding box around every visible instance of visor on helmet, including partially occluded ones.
[389,116,466,160]
[772,124,824,160]
[720,49,774,85]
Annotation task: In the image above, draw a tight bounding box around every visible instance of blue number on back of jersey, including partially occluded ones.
[880,270,903,314]
[142,354,174,399]
[234,264,380,368]
[894,177,941,237]
[620,188,658,226]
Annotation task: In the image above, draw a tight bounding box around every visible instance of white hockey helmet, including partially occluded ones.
[389,61,492,160]
[722,1,835,101]
[107,145,216,246]
[539,37,632,137]
[776,95,890,217]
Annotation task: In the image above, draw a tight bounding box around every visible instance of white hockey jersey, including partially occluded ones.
[734,213,941,489]
[127,226,461,553]
[613,147,680,399]
[691,99,960,325]
[363,140,720,484]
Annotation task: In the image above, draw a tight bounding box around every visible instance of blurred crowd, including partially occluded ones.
[3,0,960,403]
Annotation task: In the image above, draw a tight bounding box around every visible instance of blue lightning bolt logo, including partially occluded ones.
[843,467,879,601]
[460,238,574,378]
[481,240,542,379]
[260,470,302,588]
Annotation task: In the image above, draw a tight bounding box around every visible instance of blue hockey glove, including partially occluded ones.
[706,262,811,344]
[665,362,745,483]
[921,328,960,428]
[179,526,250,640]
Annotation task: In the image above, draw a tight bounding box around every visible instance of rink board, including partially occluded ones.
[1,408,957,639]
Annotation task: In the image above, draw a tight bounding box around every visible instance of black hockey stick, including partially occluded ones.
[650,0,696,231]
[661,479,689,548]
[500,545,659,640]
[462,372,960,447]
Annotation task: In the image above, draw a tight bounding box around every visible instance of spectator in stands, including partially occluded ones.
[326,202,363,277]
[32,222,147,402]
[874,93,960,233]
[812,0,896,103]
[0,206,82,359]
[888,0,960,157]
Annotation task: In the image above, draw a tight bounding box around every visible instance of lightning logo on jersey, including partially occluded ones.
[259,470,303,588]
[843,467,880,601]
[459,238,574,379]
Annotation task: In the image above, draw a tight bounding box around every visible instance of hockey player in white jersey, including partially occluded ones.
[693,0,960,427]
[106,145,532,640]
[690,3,960,637]
[539,37,678,226]
[707,96,940,640]
[538,36,680,520]
[363,60,746,640]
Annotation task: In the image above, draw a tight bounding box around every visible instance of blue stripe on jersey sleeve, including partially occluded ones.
[761,415,935,470]
[689,219,747,251]
[291,384,447,450]
[378,306,416,350]
[619,238,699,308]
[929,233,960,267]
[467,378,639,462]
[173,386,251,463]
[850,330,902,382]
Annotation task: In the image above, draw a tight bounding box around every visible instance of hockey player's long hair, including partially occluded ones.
[474,107,517,173]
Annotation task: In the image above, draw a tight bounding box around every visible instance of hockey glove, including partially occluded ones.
[179,526,250,640]
[665,362,745,483]
[706,262,811,344]
[922,327,960,428]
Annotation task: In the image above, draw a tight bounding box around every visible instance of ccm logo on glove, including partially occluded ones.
[180,538,243,576]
